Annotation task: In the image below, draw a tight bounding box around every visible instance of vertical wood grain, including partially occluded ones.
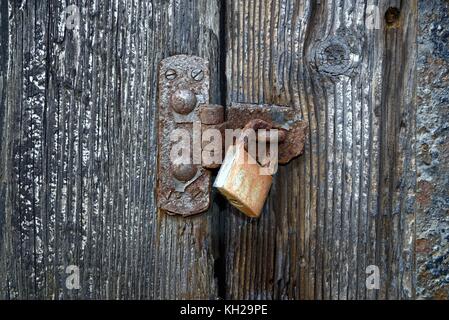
[1,0,445,301]
[0,0,221,299]
[0,0,9,299]
[224,0,417,300]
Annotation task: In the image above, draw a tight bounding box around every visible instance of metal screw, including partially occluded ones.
[191,69,204,81]
[165,69,177,80]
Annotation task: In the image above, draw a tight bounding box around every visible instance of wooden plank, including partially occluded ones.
[0,0,8,299]
[224,0,417,299]
[0,0,221,299]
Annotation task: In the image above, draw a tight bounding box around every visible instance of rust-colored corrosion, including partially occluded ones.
[226,103,308,164]
[157,55,211,216]
[214,140,273,218]
[200,104,224,125]
[158,57,307,217]
[215,108,308,218]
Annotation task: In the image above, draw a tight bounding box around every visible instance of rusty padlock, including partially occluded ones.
[157,55,308,217]
[213,120,281,218]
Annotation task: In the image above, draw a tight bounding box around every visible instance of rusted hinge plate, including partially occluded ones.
[157,55,211,216]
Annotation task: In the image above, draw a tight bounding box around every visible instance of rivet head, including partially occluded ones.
[172,163,198,182]
[170,89,197,114]
[165,69,177,80]
[191,69,204,81]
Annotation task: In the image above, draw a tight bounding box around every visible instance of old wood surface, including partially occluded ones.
[0,0,447,300]
[0,0,221,299]
[224,0,417,299]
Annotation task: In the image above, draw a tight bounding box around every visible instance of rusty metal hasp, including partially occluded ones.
[157,55,307,217]
[157,55,213,216]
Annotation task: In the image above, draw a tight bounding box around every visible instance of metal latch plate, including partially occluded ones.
[157,55,211,216]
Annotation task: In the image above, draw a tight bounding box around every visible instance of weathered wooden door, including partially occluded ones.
[1,0,448,300]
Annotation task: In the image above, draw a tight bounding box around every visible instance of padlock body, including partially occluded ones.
[214,145,272,218]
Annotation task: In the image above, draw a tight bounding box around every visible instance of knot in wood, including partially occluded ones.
[313,35,361,78]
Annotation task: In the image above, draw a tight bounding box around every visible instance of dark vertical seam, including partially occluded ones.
[214,0,227,300]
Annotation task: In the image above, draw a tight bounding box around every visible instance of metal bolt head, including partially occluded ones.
[165,69,177,80]
[170,89,197,114]
[191,68,204,81]
[172,163,198,182]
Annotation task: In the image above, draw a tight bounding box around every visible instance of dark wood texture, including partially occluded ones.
[0,0,446,300]
[224,0,417,299]
[0,0,221,299]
